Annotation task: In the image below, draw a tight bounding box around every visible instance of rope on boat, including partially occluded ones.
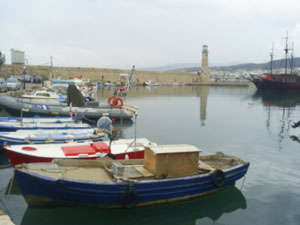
[5,169,15,205]
[239,175,247,191]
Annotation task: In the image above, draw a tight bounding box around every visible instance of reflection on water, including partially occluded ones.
[199,86,209,126]
[0,151,10,167]
[99,86,211,127]
[20,186,246,225]
[252,90,300,148]
[97,85,206,99]
[252,90,300,108]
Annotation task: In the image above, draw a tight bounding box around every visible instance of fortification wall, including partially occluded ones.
[0,64,200,85]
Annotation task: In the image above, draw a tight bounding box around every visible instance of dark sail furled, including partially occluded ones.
[67,85,85,107]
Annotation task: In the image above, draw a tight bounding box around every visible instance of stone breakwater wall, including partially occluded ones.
[0,64,200,85]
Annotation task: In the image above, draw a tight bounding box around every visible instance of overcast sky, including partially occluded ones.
[1,0,300,69]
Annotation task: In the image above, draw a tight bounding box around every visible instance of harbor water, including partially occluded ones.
[1,85,300,225]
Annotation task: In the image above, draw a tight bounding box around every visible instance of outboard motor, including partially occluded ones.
[97,116,112,134]
[97,115,115,156]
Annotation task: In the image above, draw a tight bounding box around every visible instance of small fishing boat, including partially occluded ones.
[0,121,91,131]
[143,80,160,86]
[4,138,156,165]
[13,145,249,208]
[0,129,104,148]
[22,90,66,100]
[0,86,137,120]
[0,116,75,123]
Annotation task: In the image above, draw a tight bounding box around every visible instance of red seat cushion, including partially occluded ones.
[90,142,110,153]
[61,145,97,156]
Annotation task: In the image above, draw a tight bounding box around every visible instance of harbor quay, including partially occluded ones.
[0,64,249,87]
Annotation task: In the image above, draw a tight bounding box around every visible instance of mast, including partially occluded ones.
[290,42,294,75]
[50,56,53,80]
[284,31,289,75]
[270,43,274,75]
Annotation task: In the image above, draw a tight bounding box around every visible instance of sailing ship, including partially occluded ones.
[247,33,300,91]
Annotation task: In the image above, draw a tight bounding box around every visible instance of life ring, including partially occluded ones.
[107,96,115,105]
[120,190,139,209]
[112,97,123,109]
[211,169,225,187]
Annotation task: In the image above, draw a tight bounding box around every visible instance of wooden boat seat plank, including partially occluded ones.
[135,166,154,177]
[198,160,215,171]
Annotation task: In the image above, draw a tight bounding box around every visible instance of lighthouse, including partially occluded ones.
[200,45,210,84]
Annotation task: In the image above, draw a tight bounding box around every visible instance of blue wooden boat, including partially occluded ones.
[0,129,104,147]
[0,121,91,131]
[0,116,75,123]
[14,145,250,208]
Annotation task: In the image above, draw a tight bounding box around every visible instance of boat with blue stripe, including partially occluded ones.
[0,121,91,131]
[0,116,76,123]
[0,129,104,147]
[14,145,250,208]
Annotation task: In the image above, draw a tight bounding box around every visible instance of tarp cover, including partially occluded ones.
[61,145,96,156]
[67,85,86,107]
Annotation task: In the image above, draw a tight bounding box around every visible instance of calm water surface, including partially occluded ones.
[1,85,300,225]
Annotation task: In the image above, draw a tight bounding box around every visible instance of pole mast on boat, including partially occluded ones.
[50,56,53,80]
[290,42,294,75]
[270,43,274,75]
[284,31,289,75]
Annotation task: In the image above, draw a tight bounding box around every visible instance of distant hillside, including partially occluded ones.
[212,57,300,71]
[168,57,300,73]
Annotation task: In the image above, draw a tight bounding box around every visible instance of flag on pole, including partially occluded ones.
[127,65,134,90]
[128,74,133,89]
[68,102,72,117]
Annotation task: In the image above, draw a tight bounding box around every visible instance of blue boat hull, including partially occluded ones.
[14,163,249,208]
[0,116,73,122]
[0,125,90,132]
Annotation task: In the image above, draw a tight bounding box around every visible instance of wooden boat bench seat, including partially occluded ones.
[198,160,215,173]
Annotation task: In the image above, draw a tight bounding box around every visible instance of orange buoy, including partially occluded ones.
[107,96,115,105]
[112,97,123,108]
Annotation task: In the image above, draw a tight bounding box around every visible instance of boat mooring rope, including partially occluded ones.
[5,169,15,205]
